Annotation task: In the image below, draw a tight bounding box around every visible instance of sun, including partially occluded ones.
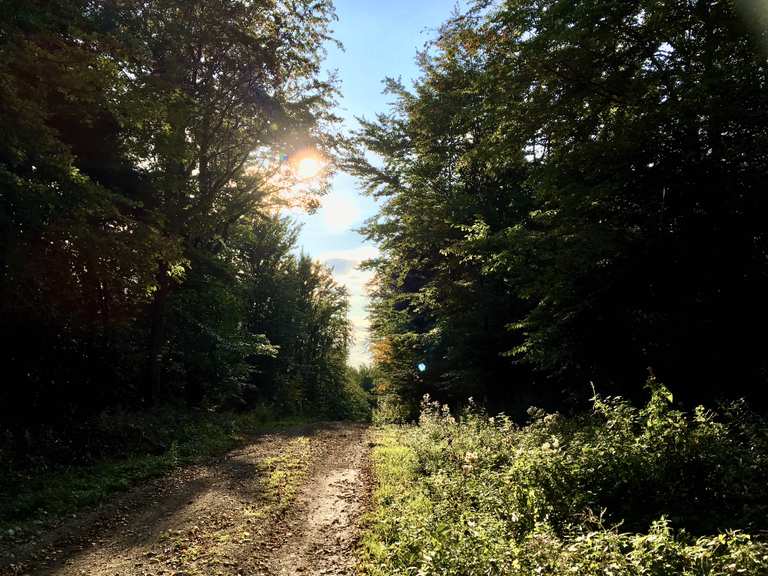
[294,153,326,180]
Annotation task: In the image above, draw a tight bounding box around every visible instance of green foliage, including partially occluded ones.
[337,371,373,422]
[362,386,768,575]
[241,219,365,420]
[347,0,768,410]
[0,0,362,459]
[372,394,412,426]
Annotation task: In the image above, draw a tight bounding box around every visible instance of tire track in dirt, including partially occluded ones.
[0,423,371,576]
[271,424,370,575]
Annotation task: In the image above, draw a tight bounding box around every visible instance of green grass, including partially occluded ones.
[0,407,309,535]
[359,426,431,573]
[361,387,768,575]
[262,436,312,507]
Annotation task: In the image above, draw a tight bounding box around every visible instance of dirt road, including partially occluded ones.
[1,423,371,576]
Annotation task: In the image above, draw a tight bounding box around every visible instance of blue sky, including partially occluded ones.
[291,0,466,366]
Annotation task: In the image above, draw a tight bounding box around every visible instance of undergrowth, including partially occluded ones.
[362,381,768,575]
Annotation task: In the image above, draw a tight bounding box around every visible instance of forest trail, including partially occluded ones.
[1,423,371,576]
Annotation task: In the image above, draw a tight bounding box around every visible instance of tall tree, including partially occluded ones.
[349,0,768,414]
[0,0,355,456]
[109,0,339,404]
[0,0,163,444]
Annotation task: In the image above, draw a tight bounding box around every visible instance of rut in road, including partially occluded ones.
[0,423,371,576]
[272,425,370,575]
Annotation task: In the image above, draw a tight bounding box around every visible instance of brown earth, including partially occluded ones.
[1,423,371,576]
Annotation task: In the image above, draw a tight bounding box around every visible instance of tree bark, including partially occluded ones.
[143,261,171,406]
[185,376,204,408]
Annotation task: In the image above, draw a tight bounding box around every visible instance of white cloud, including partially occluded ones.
[318,244,379,263]
[318,189,362,234]
[318,245,379,366]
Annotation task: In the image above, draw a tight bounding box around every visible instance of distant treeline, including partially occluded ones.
[0,0,367,457]
[348,0,768,416]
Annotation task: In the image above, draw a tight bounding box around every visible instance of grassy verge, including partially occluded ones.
[361,388,768,575]
[0,407,309,536]
[359,425,426,575]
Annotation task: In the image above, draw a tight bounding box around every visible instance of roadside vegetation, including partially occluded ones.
[362,384,768,575]
[0,408,311,537]
[0,0,376,539]
[355,2,768,570]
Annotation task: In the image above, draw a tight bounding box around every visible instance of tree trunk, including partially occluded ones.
[143,261,171,406]
[185,376,204,408]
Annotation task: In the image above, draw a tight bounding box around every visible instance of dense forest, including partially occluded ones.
[2,1,768,575]
[348,0,768,418]
[4,0,767,449]
[0,0,369,460]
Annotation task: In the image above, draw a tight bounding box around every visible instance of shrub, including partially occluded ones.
[361,383,768,575]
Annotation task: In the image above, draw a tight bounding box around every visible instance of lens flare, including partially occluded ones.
[294,154,325,180]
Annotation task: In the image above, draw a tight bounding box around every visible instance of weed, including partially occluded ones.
[361,386,768,575]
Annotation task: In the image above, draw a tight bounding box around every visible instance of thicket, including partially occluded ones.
[0,0,369,462]
[363,385,768,575]
[348,0,768,415]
